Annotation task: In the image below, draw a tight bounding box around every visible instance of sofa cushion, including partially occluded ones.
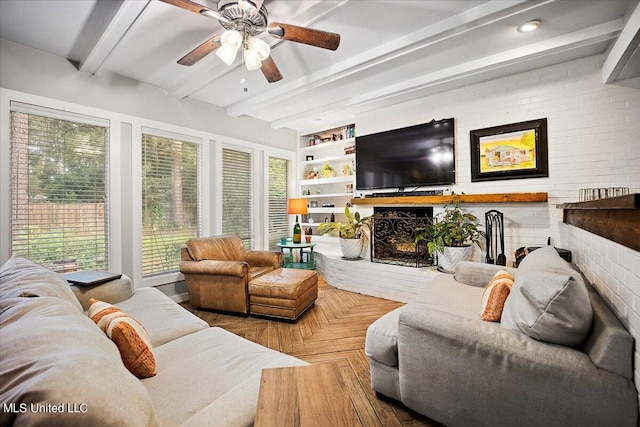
[141,327,307,427]
[0,296,158,426]
[88,298,156,378]
[115,287,209,347]
[0,256,83,312]
[413,274,485,319]
[480,269,514,322]
[501,246,592,346]
[365,307,402,366]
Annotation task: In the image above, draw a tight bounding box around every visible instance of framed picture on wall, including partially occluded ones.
[470,118,548,182]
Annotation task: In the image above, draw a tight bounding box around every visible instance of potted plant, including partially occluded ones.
[415,198,484,273]
[318,206,371,259]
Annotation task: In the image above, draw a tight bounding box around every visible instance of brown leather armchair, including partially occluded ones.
[179,234,282,314]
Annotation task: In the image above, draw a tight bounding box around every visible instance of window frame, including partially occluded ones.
[0,88,296,292]
[8,101,111,272]
[140,127,203,278]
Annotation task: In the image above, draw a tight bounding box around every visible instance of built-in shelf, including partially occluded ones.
[351,192,548,205]
[302,176,354,186]
[300,137,355,154]
[559,194,639,252]
[301,192,352,199]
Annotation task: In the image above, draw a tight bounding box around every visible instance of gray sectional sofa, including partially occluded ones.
[0,256,306,426]
[365,246,638,427]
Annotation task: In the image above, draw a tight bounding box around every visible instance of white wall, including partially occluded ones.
[0,39,296,151]
[356,53,640,403]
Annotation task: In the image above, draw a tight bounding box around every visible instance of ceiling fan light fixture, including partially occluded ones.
[216,44,238,66]
[220,29,243,49]
[244,49,262,70]
[247,37,270,61]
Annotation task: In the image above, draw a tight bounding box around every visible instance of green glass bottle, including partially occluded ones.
[293,218,302,243]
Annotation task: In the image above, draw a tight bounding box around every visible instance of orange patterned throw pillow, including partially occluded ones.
[481,270,514,322]
[88,298,156,378]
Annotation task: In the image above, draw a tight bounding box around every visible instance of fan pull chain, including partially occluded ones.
[240,49,248,92]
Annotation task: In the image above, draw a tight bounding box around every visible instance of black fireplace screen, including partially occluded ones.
[370,207,434,268]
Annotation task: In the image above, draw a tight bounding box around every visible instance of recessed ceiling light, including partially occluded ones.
[518,20,541,33]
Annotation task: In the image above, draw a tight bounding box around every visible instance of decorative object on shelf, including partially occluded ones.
[470,118,548,182]
[579,187,629,201]
[342,164,353,176]
[303,169,316,180]
[318,206,371,259]
[415,196,485,273]
[287,198,308,243]
[306,155,314,161]
[344,145,356,155]
[321,163,335,178]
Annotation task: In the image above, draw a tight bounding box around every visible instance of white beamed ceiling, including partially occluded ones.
[1,0,638,134]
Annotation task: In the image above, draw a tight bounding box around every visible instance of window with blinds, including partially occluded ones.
[10,106,110,272]
[142,132,200,277]
[222,148,253,249]
[268,157,290,249]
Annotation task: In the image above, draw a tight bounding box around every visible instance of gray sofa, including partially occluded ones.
[0,256,306,426]
[365,246,638,426]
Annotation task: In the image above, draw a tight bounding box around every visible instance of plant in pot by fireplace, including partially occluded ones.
[415,200,484,273]
[318,206,371,259]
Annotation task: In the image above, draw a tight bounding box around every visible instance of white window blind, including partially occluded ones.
[222,148,253,249]
[142,133,201,277]
[268,157,290,249]
[10,108,110,272]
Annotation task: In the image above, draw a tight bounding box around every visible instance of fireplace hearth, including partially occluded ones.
[370,207,434,267]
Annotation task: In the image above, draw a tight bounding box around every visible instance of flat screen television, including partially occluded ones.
[356,118,455,190]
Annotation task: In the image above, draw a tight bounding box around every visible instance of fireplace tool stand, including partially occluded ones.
[485,210,506,266]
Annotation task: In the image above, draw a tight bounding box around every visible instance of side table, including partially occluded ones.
[277,242,316,269]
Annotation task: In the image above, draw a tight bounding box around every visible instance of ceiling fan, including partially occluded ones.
[160,0,341,83]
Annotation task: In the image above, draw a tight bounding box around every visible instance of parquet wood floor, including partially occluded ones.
[180,277,442,427]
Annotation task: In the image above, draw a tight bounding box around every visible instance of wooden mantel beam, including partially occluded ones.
[561,194,640,252]
[351,192,548,206]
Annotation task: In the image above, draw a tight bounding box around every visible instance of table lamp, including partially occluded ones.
[287,198,308,243]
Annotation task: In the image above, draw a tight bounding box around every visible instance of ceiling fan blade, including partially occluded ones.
[267,22,340,51]
[261,56,283,83]
[159,0,229,23]
[177,36,221,66]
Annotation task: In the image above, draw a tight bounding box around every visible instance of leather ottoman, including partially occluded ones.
[248,269,318,321]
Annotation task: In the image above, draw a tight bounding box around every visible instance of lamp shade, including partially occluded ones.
[247,37,270,61]
[216,44,238,66]
[243,49,262,71]
[287,198,308,215]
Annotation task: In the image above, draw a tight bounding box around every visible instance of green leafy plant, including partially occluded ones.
[415,198,484,256]
[317,206,371,239]
[321,162,334,178]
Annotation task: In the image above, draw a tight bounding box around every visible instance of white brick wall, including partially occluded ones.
[357,53,639,260]
[357,53,640,403]
[568,226,640,406]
